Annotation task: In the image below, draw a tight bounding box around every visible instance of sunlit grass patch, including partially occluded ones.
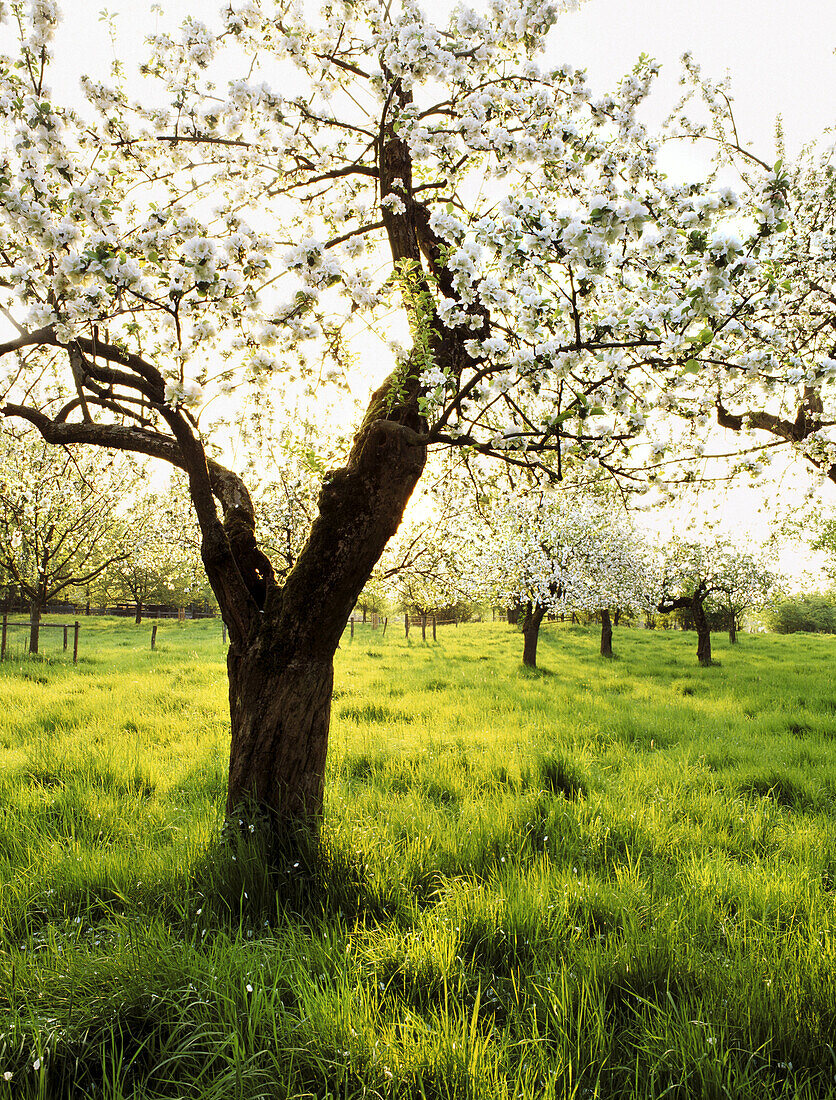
[1,619,836,1097]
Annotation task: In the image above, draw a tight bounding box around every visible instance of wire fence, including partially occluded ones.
[344,613,467,642]
[0,615,80,663]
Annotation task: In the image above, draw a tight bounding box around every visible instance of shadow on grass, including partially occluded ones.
[187,819,386,930]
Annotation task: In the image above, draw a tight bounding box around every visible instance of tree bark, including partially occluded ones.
[600,608,613,658]
[421,612,427,642]
[692,601,712,666]
[135,599,143,625]
[506,603,520,626]
[728,613,737,644]
[29,601,41,655]
[522,602,546,668]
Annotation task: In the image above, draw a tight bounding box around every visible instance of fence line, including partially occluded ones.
[0,615,80,663]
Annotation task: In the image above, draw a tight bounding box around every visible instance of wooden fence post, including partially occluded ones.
[383,617,388,637]
[73,621,79,665]
[405,615,409,638]
[151,624,158,650]
[1,613,6,662]
[350,619,354,639]
[432,614,437,642]
[63,625,68,651]
[222,622,227,644]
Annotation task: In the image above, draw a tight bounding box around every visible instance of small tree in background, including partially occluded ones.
[712,548,777,642]
[106,483,217,620]
[0,430,135,651]
[582,513,655,657]
[657,538,773,664]
[477,492,597,668]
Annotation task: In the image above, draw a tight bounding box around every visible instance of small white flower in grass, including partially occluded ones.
[246,983,253,993]
[3,1071,12,1081]
[32,1059,41,1071]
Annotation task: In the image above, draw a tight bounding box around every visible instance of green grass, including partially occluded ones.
[1,617,836,1097]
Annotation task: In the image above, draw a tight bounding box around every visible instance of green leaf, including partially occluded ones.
[682,360,701,375]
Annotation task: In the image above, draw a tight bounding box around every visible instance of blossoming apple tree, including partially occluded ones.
[707,542,776,643]
[584,510,655,656]
[657,536,774,663]
[478,489,651,665]
[0,428,134,650]
[107,482,217,620]
[0,0,791,841]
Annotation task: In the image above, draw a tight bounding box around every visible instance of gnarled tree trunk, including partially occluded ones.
[220,386,427,833]
[659,589,712,667]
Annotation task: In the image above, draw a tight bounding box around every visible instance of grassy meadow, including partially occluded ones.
[1,617,836,1097]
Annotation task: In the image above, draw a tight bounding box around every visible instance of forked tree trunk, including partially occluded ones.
[15,125,443,852]
[600,608,613,658]
[219,379,427,836]
[522,602,546,668]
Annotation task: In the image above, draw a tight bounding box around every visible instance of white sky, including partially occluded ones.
[48,0,836,157]
[12,0,836,583]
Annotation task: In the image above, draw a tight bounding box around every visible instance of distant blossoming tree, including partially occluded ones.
[478,489,652,665]
[0,429,133,651]
[657,536,773,663]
